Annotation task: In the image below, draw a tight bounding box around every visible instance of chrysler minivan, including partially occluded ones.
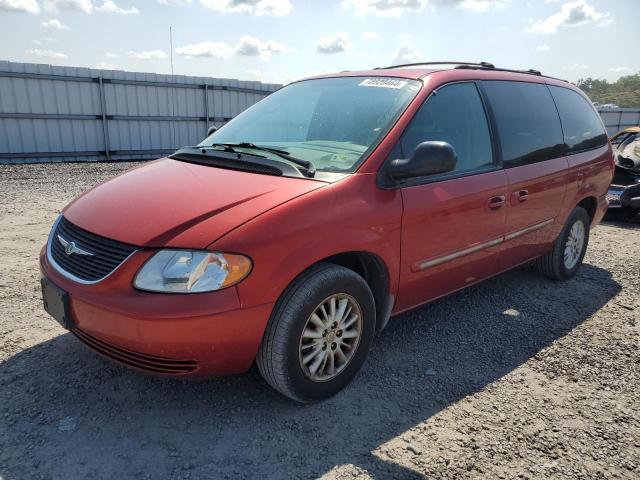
[40,62,614,402]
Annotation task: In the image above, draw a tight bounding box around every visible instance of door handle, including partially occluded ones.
[487,195,506,209]
[512,189,529,203]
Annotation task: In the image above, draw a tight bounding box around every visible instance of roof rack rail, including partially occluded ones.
[376,60,547,78]
[454,65,542,76]
[376,61,495,70]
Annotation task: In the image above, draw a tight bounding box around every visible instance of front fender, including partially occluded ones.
[209,173,403,310]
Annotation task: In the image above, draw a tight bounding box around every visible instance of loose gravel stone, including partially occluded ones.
[0,162,638,479]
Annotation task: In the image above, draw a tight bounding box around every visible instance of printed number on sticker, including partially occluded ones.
[359,78,408,89]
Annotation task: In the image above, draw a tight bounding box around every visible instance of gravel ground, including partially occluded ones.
[0,162,638,480]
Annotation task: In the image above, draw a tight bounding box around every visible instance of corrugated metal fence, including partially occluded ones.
[1,61,638,165]
[598,108,640,136]
[0,61,280,164]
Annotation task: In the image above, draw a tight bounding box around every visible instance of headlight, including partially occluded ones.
[134,250,252,293]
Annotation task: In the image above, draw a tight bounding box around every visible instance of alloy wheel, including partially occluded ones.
[298,294,363,382]
[564,219,585,269]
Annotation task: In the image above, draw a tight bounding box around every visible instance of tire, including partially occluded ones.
[257,263,376,403]
[534,207,590,281]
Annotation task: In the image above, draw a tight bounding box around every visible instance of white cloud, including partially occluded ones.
[536,44,550,51]
[597,15,613,28]
[316,33,351,54]
[95,0,139,14]
[44,0,139,14]
[609,67,629,73]
[435,0,509,12]
[105,52,119,58]
[458,0,509,11]
[127,49,168,60]
[44,0,93,14]
[176,37,288,59]
[26,48,69,59]
[156,0,191,4]
[0,0,40,13]
[199,0,292,16]
[361,31,380,40]
[525,1,611,33]
[391,43,420,64]
[95,62,120,69]
[175,41,234,58]
[41,19,71,29]
[343,0,426,17]
[235,36,287,60]
[33,37,57,45]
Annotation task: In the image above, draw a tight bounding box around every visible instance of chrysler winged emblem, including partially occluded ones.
[57,235,94,257]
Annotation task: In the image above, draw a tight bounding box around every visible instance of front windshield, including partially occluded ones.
[198,76,421,173]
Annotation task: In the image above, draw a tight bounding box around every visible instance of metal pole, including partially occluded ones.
[169,26,174,76]
[204,84,209,135]
[98,76,111,161]
[169,26,177,149]
[618,110,623,132]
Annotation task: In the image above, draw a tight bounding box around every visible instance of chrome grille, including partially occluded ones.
[49,216,137,282]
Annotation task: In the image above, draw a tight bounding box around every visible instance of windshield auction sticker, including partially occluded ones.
[359,78,408,89]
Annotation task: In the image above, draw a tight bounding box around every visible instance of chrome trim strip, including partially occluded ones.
[504,218,554,241]
[416,218,556,271]
[46,215,139,285]
[417,237,504,271]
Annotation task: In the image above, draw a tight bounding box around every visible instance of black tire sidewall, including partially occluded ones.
[281,268,376,401]
[556,208,590,280]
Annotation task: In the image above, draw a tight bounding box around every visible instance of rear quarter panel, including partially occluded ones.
[561,145,614,227]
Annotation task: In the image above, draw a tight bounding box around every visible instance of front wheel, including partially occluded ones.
[534,207,590,280]
[257,263,376,403]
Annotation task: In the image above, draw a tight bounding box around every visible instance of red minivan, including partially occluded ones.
[40,62,614,402]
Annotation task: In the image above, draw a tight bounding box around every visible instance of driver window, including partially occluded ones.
[400,82,493,174]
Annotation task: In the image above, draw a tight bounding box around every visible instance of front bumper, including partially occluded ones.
[40,246,273,377]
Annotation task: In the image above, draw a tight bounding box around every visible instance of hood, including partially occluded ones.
[63,158,327,248]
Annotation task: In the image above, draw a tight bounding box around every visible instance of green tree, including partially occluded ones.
[577,73,640,108]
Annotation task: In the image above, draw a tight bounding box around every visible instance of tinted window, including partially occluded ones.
[549,86,608,153]
[483,81,564,167]
[401,82,493,174]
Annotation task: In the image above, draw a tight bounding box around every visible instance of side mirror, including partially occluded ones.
[206,125,217,136]
[389,141,457,181]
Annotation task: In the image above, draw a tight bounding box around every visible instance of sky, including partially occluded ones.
[0,0,638,85]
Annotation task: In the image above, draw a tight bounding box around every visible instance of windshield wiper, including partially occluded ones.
[210,142,316,177]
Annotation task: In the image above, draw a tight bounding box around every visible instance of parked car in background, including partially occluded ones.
[40,61,614,402]
[607,127,640,219]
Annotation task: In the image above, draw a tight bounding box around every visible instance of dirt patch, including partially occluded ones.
[1,162,638,479]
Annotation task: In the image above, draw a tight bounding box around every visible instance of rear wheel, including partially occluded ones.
[257,263,376,403]
[534,207,590,280]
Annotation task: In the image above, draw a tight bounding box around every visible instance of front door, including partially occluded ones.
[396,82,508,312]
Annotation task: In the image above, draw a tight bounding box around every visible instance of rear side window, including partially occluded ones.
[483,81,564,167]
[401,82,493,174]
[548,86,608,153]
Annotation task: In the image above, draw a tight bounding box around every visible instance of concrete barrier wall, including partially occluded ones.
[0,61,280,164]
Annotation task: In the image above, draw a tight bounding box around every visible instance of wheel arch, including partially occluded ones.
[321,251,390,321]
[270,250,394,334]
[576,195,598,223]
